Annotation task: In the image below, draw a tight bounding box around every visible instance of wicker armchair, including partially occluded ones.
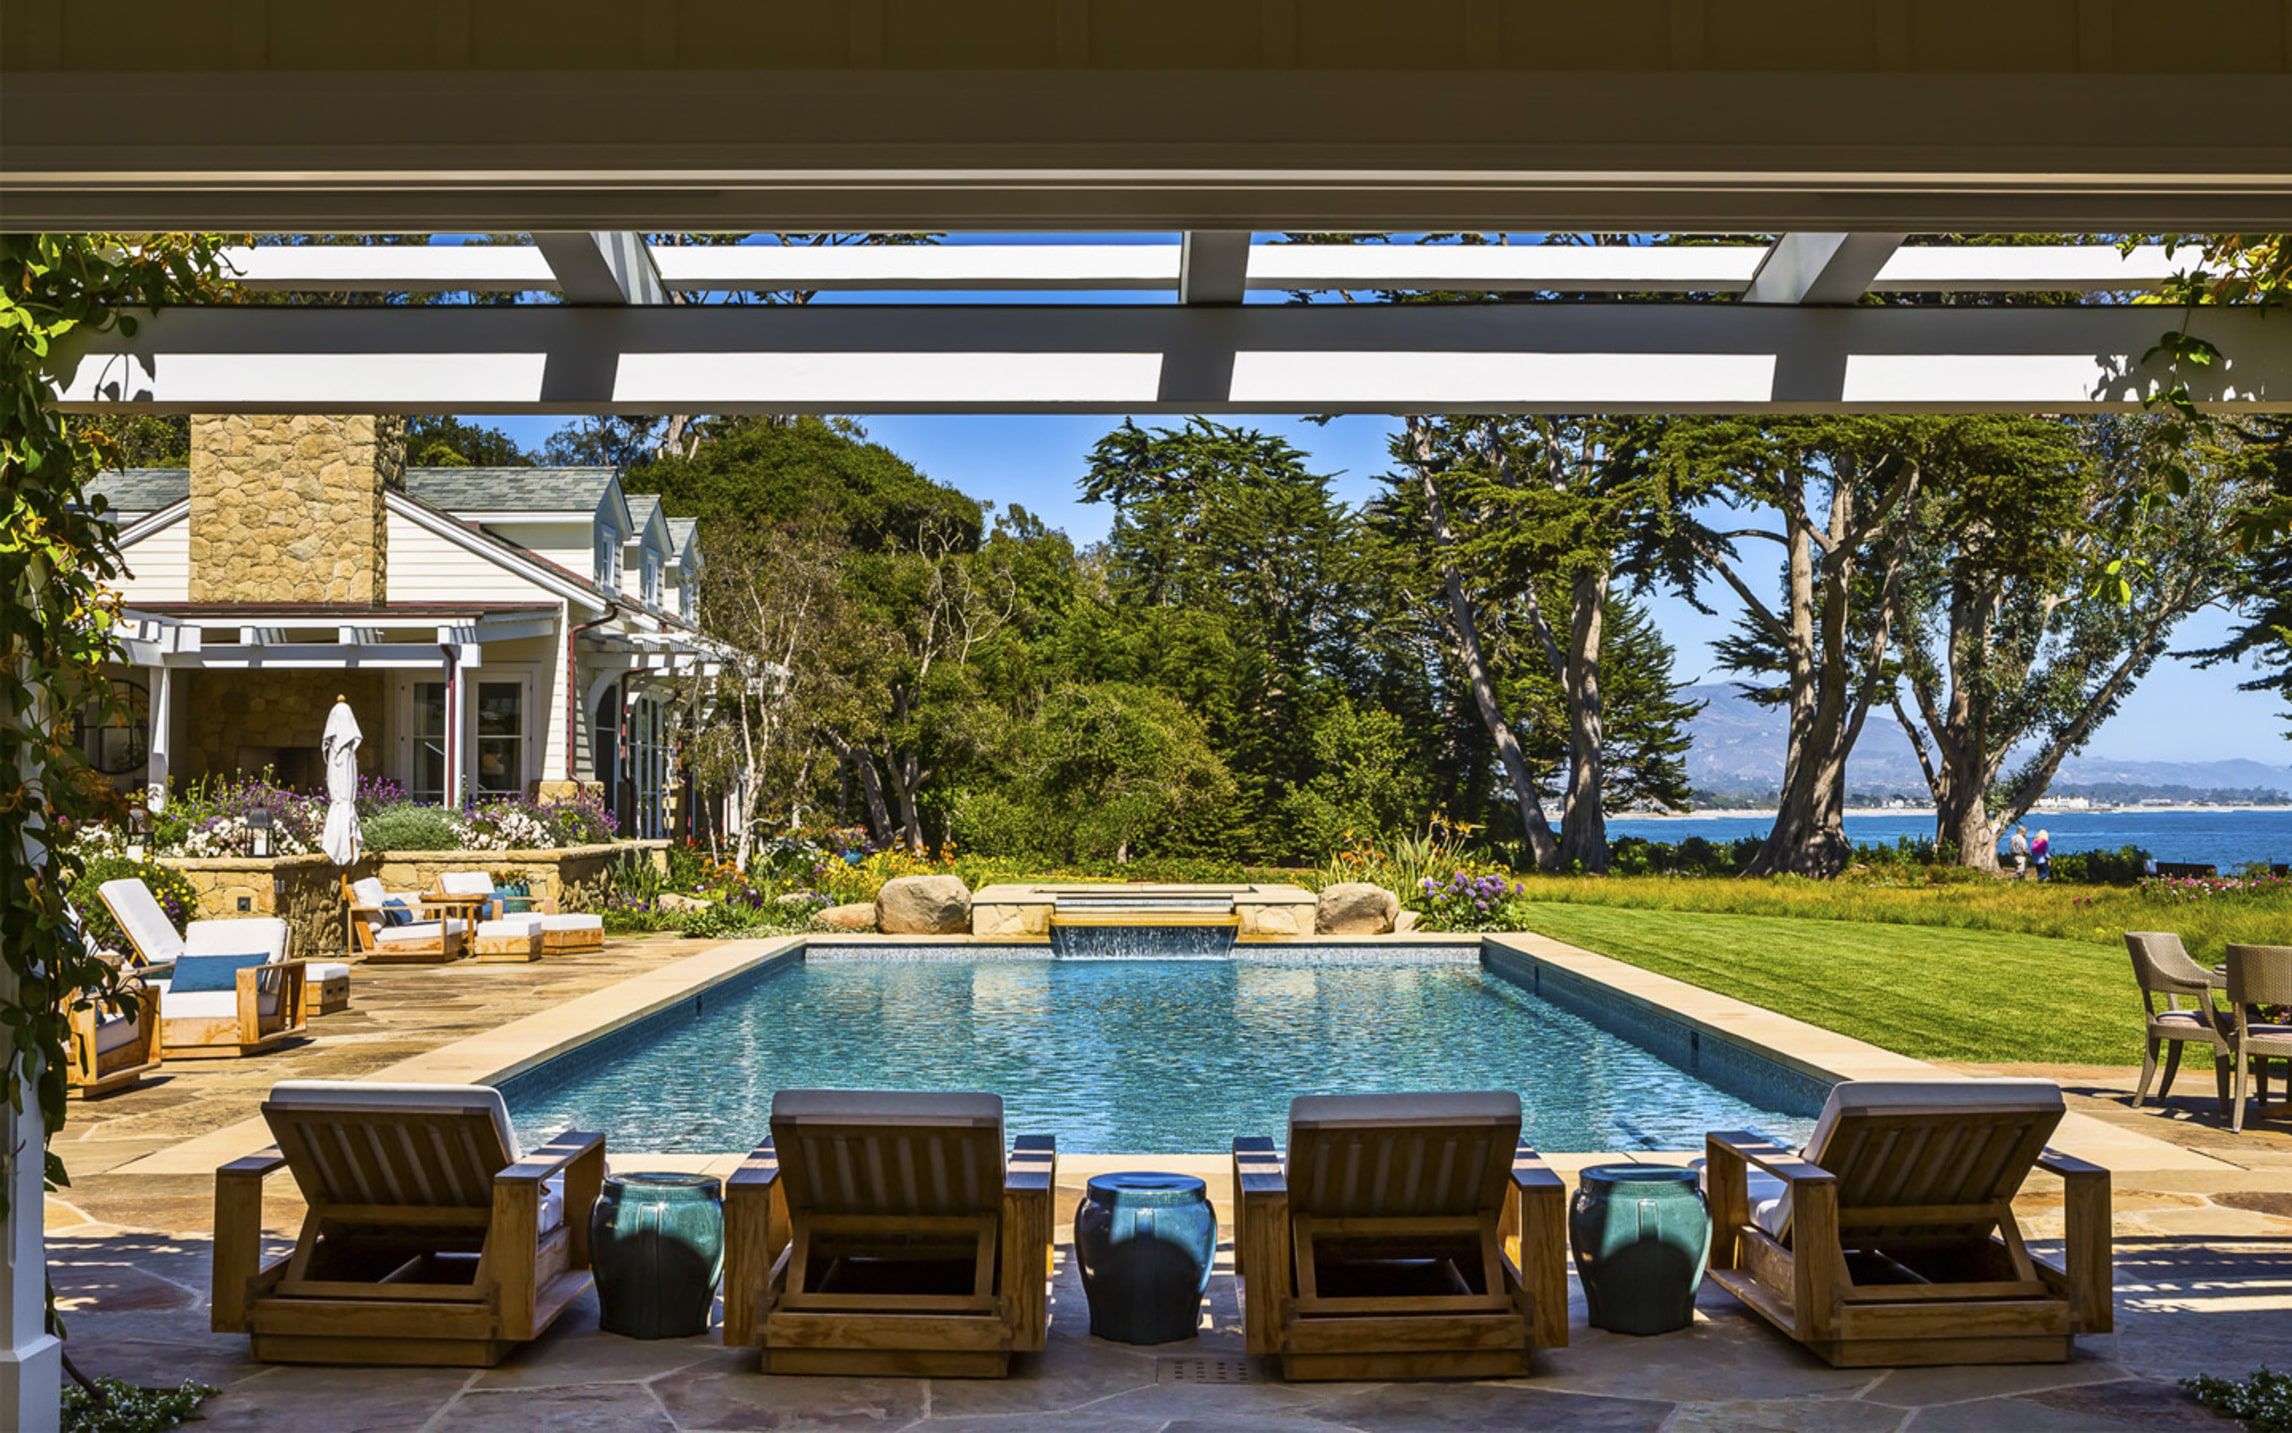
[2224,944,2292,1134]
[2124,932,2230,1114]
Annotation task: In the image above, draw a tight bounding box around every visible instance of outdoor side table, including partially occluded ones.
[590,1172,725,1339]
[1073,1171,1216,1344]
[1570,1164,1711,1335]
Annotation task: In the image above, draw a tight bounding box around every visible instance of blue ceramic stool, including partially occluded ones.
[590,1172,725,1339]
[1073,1171,1216,1345]
[1569,1164,1710,1336]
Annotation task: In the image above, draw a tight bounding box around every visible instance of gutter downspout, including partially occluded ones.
[568,600,618,782]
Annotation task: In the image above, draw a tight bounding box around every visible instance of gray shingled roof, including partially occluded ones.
[624,492,662,533]
[403,466,619,514]
[85,467,190,516]
[666,516,699,561]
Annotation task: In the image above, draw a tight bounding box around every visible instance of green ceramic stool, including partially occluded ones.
[1569,1165,1710,1336]
[589,1172,725,1339]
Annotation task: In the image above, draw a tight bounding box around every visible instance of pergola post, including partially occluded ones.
[145,663,172,811]
[442,648,466,807]
[2,694,63,1433]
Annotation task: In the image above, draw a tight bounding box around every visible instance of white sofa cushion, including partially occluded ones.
[164,986,280,1021]
[307,962,351,982]
[439,871,496,897]
[539,913,603,932]
[185,916,290,960]
[372,919,466,945]
[94,1009,145,1055]
[478,914,546,939]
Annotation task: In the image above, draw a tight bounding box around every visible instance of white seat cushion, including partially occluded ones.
[308,962,351,982]
[539,913,603,933]
[165,986,280,1021]
[439,871,496,897]
[94,1010,145,1055]
[2155,1009,2214,1026]
[478,915,546,938]
[540,1174,566,1235]
[372,919,466,945]
[1290,1091,1521,1130]
[185,917,291,960]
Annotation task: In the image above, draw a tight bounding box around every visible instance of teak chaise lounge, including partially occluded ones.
[1231,1091,1568,1381]
[345,874,468,963]
[432,869,606,959]
[97,880,309,1058]
[722,1089,1057,1377]
[64,974,161,1096]
[212,1080,605,1367]
[1704,1078,2111,1368]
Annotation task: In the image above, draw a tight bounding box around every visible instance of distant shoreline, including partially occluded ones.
[1616,804,2292,822]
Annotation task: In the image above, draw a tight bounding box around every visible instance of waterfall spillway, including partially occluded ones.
[1046,890,1239,959]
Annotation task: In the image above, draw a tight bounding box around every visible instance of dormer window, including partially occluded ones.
[643,553,661,607]
[595,524,621,589]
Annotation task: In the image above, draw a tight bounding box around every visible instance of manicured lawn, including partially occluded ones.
[1516,902,2141,1067]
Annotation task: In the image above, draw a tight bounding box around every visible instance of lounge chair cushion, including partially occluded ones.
[168,952,271,993]
[185,917,291,960]
[439,871,496,897]
[478,915,546,939]
[269,1079,525,1159]
[773,1089,1003,1127]
[1757,1079,2065,1239]
[539,913,603,933]
[94,1009,145,1055]
[97,878,186,963]
[308,961,351,982]
[165,986,282,1021]
[371,919,466,946]
[1289,1091,1521,1130]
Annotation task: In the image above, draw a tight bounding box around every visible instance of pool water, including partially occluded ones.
[501,955,1820,1155]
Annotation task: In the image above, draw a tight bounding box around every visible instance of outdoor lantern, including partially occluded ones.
[125,806,150,862]
[249,807,274,859]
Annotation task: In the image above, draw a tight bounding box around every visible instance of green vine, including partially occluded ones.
[2,233,230,1227]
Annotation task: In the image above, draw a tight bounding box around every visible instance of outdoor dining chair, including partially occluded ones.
[2223,944,2292,1134]
[2124,931,2232,1114]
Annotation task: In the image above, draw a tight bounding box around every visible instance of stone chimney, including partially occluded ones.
[187,414,405,604]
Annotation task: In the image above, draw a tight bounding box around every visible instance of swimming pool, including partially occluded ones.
[500,949,1824,1154]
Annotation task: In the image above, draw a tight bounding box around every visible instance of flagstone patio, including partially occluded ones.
[44,934,2292,1430]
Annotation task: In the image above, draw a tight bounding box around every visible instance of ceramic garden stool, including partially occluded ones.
[590,1172,725,1339]
[1073,1171,1217,1345]
[1570,1164,1711,1335]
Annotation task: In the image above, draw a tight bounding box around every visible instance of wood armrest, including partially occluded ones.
[2035,1148,2107,1180]
[1233,1135,1285,1195]
[1001,1135,1057,1351]
[498,1128,606,1185]
[727,1139,781,1192]
[1510,1143,1564,1194]
[1006,1133,1055,1191]
[724,1140,786,1348]
[1231,1136,1288,1355]
[1505,1142,1569,1348]
[218,1147,290,1181]
[1709,1130,1832,1186]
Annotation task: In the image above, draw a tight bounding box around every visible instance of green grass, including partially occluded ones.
[1515,903,2140,1067]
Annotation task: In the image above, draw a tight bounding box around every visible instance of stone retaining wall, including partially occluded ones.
[163,839,667,958]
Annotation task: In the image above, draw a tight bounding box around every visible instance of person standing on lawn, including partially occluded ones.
[2033,828,2051,882]
[2009,826,2031,879]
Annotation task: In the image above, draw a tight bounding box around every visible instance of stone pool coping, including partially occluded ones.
[106,928,2219,1177]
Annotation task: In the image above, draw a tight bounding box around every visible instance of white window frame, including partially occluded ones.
[402,677,449,804]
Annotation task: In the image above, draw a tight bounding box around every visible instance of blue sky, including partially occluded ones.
[477,407,2283,763]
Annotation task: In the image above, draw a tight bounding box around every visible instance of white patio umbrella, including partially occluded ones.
[321,695,363,866]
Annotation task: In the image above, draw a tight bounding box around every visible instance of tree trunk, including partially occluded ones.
[1556,567,1610,872]
[828,736,896,848]
[1409,420,1559,869]
[889,752,926,855]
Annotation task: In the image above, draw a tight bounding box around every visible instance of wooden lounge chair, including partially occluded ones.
[98,881,308,1057]
[345,874,468,963]
[101,874,347,1017]
[722,1089,1056,1377]
[434,869,602,954]
[1705,1079,2111,1368]
[64,976,162,1096]
[1231,1092,1568,1381]
[2125,931,2231,1114]
[212,1080,605,1367]
[2223,944,2292,1134]
[433,870,547,961]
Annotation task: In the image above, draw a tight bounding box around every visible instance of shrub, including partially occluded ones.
[685,900,764,939]
[2183,1366,2292,1433]
[539,788,616,845]
[69,855,199,954]
[359,804,462,853]
[62,1376,217,1433]
[1412,871,1534,932]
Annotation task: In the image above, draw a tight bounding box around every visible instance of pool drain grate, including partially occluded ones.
[1158,1356,1255,1385]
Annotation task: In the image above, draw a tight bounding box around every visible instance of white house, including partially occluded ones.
[83,414,717,839]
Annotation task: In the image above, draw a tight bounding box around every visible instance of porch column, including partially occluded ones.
[442,649,466,806]
[145,663,173,811]
[2,692,63,1432]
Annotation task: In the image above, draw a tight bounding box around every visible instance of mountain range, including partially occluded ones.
[1679,684,2292,802]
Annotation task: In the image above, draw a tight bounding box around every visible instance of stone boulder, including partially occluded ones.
[1316,882,1400,935]
[1393,909,1420,933]
[875,875,973,935]
[815,902,877,932]
[657,892,712,913]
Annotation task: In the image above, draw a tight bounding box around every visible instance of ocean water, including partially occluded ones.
[500,954,1818,1155]
[1607,808,2292,870]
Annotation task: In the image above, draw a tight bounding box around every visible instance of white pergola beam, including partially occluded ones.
[1744,233,1909,304]
[211,242,2183,298]
[532,232,666,305]
[1179,232,1252,304]
[47,302,2292,414]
